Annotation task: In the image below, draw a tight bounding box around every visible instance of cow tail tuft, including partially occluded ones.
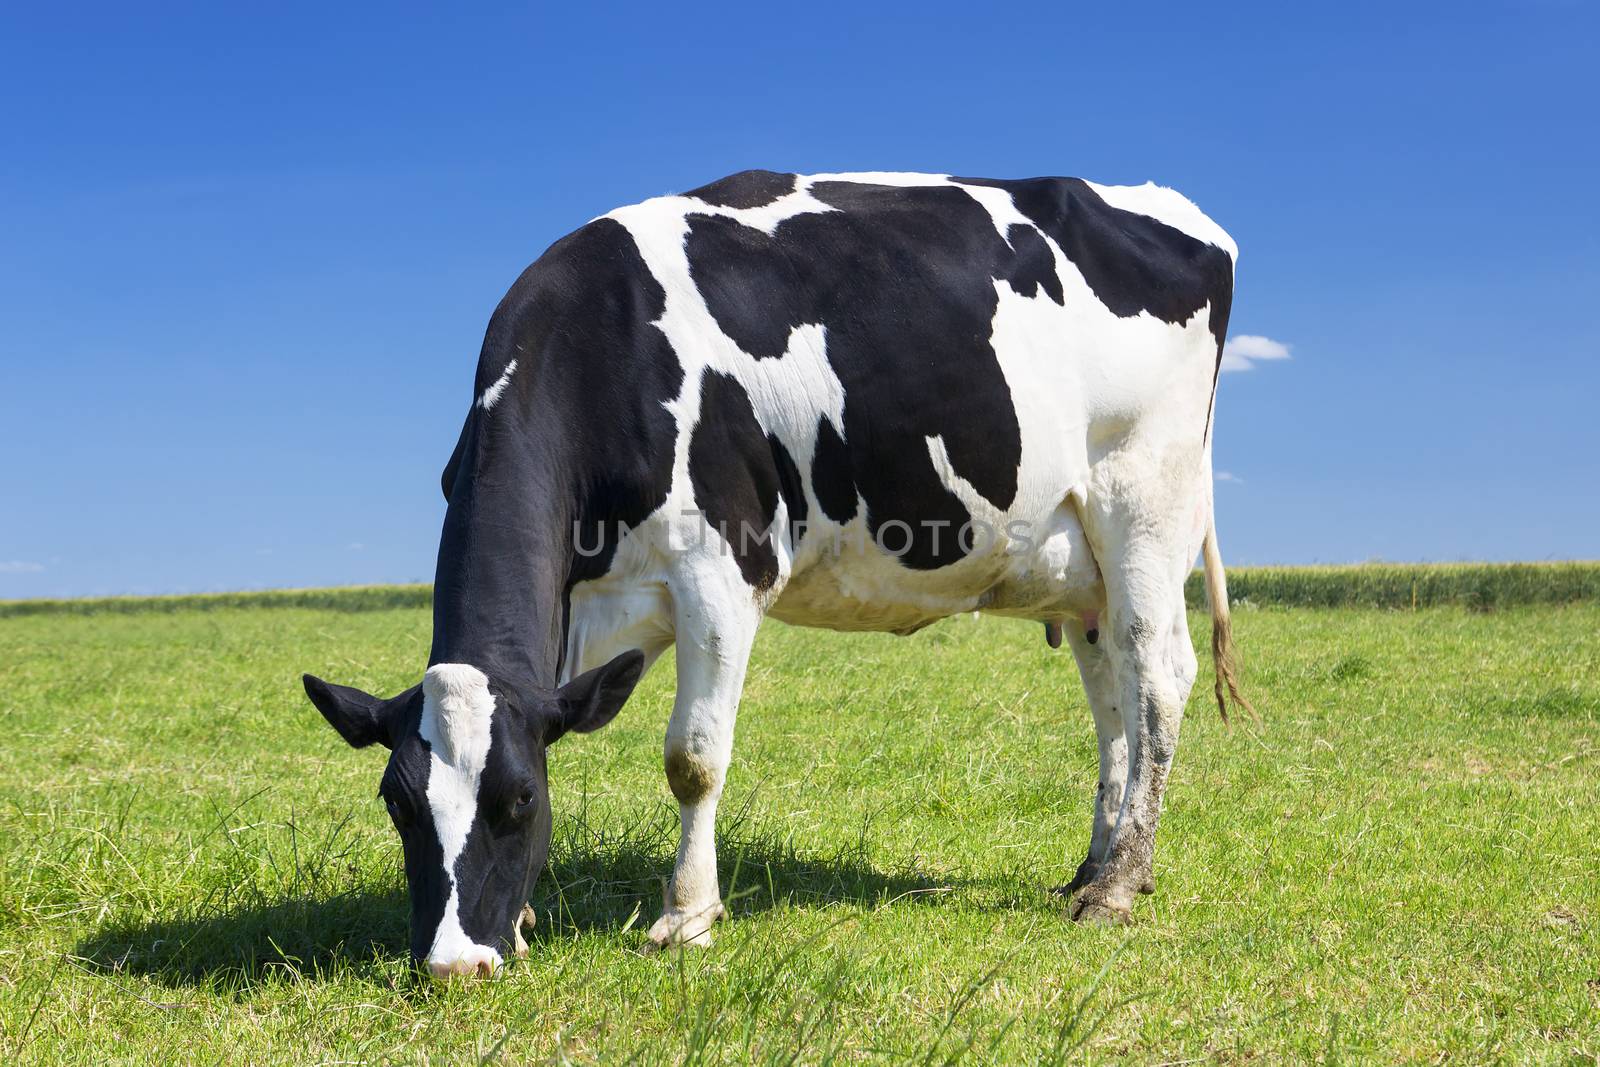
[1202,516,1257,725]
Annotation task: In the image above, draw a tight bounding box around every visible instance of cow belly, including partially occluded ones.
[768,495,1103,635]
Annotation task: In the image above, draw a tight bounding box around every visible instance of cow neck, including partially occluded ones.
[428,413,574,694]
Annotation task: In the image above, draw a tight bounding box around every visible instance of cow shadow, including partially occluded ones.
[72,822,965,988]
[525,821,965,947]
[74,884,413,990]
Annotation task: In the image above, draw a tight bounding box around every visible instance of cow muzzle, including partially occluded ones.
[424,906,535,979]
[427,945,502,980]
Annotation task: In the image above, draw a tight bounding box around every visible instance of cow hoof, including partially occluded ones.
[512,903,537,957]
[644,902,723,952]
[1052,858,1100,898]
[1071,897,1132,926]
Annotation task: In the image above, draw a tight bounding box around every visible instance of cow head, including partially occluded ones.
[302,651,643,978]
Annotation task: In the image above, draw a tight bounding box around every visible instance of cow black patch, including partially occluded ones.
[955,177,1233,347]
[688,369,782,590]
[684,181,1027,570]
[1000,224,1064,305]
[685,169,797,210]
[810,417,857,524]
[769,434,807,548]
[677,215,807,360]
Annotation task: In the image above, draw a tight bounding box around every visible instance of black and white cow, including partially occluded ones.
[303,170,1251,977]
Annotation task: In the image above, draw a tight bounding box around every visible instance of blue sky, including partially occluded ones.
[2,1,1596,598]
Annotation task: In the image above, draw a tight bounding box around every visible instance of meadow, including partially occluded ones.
[0,570,1595,1063]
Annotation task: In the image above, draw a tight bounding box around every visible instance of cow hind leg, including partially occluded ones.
[1054,617,1127,897]
[1068,609,1200,904]
[646,563,763,950]
[1069,483,1206,924]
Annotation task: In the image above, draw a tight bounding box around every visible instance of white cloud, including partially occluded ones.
[1221,334,1292,372]
[1214,470,1242,484]
[0,560,44,573]
[347,542,366,551]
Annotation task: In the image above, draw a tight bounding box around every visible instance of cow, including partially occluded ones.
[302,170,1252,978]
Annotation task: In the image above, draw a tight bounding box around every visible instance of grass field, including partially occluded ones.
[0,587,1596,1063]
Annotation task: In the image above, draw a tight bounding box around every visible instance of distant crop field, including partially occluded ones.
[0,581,1595,1062]
[4,561,1595,621]
[1183,560,1600,611]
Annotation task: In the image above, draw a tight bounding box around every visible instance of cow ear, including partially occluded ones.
[550,650,645,742]
[303,675,411,749]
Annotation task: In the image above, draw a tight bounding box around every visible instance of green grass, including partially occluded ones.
[0,593,1596,1063]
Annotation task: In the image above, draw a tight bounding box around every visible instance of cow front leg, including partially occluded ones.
[1055,617,1127,897]
[646,571,761,950]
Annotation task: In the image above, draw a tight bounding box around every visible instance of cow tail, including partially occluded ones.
[1202,512,1256,725]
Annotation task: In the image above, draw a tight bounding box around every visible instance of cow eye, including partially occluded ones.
[514,787,536,814]
[382,794,409,828]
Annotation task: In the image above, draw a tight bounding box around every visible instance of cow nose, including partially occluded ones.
[426,949,501,980]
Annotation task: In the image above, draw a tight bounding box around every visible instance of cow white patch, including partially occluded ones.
[418,663,501,971]
[1084,180,1238,262]
[478,359,518,411]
